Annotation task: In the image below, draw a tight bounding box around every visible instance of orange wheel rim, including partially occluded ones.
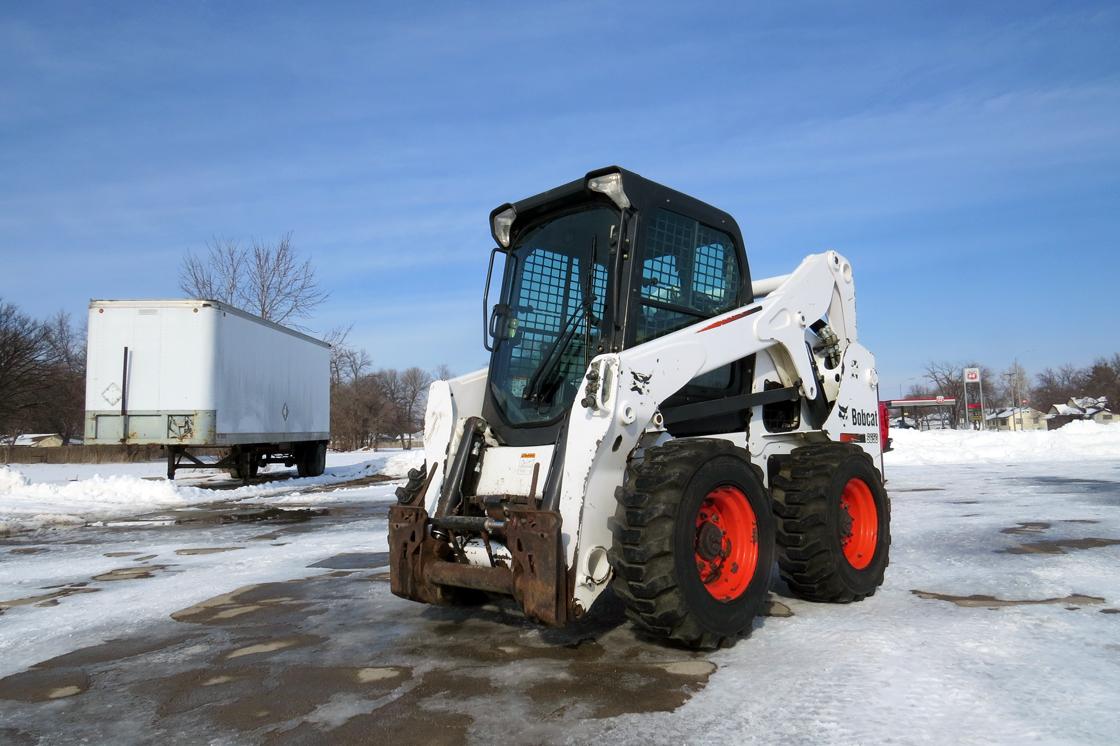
[694,485,758,601]
[840,478,878,570]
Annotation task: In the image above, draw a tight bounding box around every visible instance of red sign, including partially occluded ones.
[967,403,981,409]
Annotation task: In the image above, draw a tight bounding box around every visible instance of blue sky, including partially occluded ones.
[1,1,1118,397]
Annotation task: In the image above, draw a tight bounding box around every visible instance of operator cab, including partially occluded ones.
[483,166,755,446]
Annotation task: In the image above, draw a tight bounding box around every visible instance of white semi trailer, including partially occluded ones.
[84,299,330,480]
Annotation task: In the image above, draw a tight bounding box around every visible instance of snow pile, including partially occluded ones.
[0,468,209,534]
[0,449,425,535]
[887,419,1120,465]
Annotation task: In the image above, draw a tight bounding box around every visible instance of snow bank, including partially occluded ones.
[887,420,1120,465]
[0,449,425,535]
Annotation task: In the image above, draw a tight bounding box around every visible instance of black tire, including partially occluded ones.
[608,438,775,649]
[297,442,327,478]
[227,447,258,481]
[771,443,891,602]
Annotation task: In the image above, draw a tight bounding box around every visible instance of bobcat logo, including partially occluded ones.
[838,405,849,421]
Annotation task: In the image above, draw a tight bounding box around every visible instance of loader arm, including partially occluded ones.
[559,250,875,613]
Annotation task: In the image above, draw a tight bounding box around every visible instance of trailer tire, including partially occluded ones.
[771,443,890,602]
[228,447,259,481]
[608,439,775,650]
[297,442,327,478]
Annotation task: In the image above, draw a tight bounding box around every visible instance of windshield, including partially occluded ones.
[489,205,617,427]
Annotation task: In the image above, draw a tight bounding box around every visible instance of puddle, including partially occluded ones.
[223,507,329,524]
[912,589,1105,608]
[175,547,244,556]
[309,552,390,569]
[1014,476,1120,495]
[1001,538,1120,555]
[0,669,90,703]
[171,583,309,624]
[1001,522,1050,535]
[225,637,315,660]
[92,565,168,582]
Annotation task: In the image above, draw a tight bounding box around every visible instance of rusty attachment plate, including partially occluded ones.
[387,504,569,626]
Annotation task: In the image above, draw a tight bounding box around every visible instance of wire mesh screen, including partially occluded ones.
[640,210,737,313]
[507,249,606,398]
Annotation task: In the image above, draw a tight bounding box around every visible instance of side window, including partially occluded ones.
[637,209,740,343]
[636,209,741,390]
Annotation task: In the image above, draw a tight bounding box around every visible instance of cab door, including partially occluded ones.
[626,207,753,436]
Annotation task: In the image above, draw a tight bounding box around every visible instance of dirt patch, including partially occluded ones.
[175,547,244,556]
[8,547,47,555]
[0,586,100,612]
[1100,608,1120,615]
[912,590,1105,609]
[893,487,945,493]
[1001,538,1120,555]
[950,500,980,505]
[103,551,142,557]
[132,554,158,562]
[92,565,169,581]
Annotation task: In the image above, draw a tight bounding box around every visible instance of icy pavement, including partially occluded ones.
[0,433,1118,743]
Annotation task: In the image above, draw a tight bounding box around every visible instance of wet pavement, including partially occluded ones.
[0,552,733,744]
[2,460,1120,744]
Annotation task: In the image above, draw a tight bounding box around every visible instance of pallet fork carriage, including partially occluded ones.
[389,167,890,648]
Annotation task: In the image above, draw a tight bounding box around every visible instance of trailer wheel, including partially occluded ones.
[771,443,891,602]
[609,439,775,650]
[297,442,327,478]
[227,447,259,481]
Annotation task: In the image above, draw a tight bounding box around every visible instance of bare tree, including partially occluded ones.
[41,311,86,444]
[399,367,433,448]
[324,325,371,387]
[432,363,454,381]
[178,238,244,306]
[1032,364,1084,410]
[179,233,327,327]
[0,300,56,438]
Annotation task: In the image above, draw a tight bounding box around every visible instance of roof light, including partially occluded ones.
[492,206,516,248]
[586,172,631,209]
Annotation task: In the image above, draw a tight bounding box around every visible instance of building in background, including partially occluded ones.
[985,407,1047,431]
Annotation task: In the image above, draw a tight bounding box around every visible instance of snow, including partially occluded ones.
[0,436,1118,741]
[573,456,1120,744]
[0,449,424,535]
[887,420,1120,466]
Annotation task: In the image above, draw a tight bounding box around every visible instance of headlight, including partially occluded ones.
[492,206,516,248]
[586,172,631,209]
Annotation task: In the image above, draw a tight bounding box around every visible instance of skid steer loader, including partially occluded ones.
[389,167,890,648]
